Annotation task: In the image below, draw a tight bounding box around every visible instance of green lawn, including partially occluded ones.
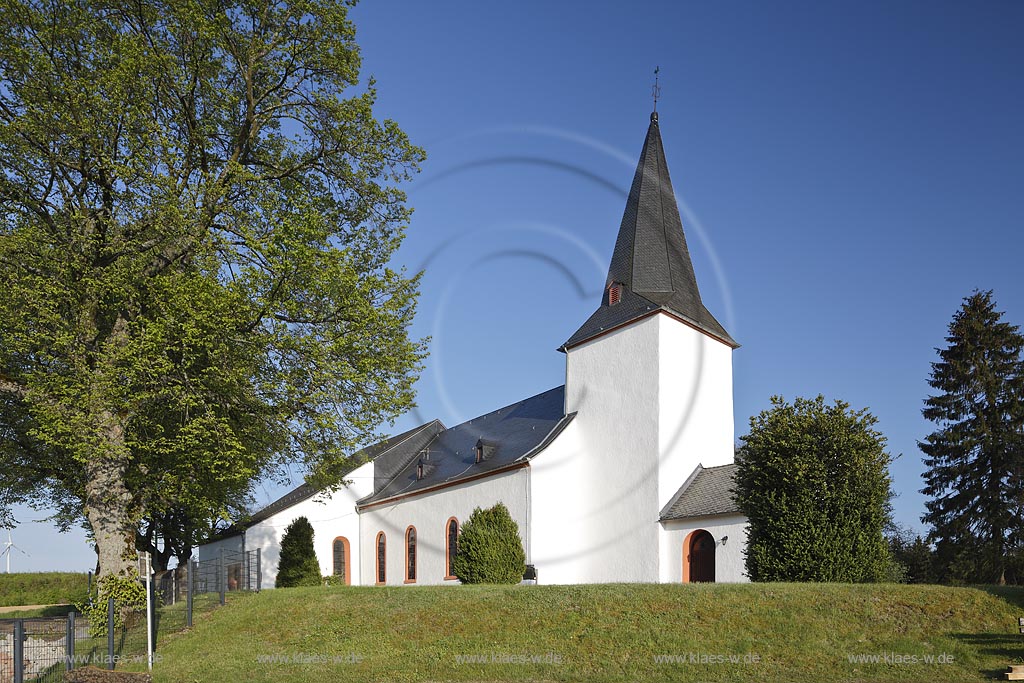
[0,572,89,607]
[125,582,1024,683]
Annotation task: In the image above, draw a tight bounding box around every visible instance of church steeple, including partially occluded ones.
[562,113,737,350]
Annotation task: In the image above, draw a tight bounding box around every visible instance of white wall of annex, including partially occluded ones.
[659,514,749,583]
[196,534,243,563]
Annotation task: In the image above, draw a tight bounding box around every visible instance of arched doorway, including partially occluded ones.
[684,530,716,583]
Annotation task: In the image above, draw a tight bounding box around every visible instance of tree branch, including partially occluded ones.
[0,372,29,398]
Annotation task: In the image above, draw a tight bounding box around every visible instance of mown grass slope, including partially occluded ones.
[137,583,1024,683]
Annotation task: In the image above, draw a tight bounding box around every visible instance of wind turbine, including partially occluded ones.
[1,530,28,574]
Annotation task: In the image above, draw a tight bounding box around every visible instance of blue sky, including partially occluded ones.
[10,0,1023,572]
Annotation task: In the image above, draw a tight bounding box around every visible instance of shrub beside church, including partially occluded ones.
[275,516,322,588]
[451,503,526,584]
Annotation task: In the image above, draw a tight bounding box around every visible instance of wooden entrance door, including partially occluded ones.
[688,530,716,583]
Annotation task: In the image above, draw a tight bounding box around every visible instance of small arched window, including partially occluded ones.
[405,526,417,583]
[376,532,387,585]
[332,537,350,585]
[445,517,459,580]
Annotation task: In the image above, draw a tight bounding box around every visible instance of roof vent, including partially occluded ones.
[608,282,622,306]
[416,458,436,480]
[475,439,497,464]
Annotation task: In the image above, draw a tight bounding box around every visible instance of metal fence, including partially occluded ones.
[0,616,78,683]
[0,549,260,683]
[191,548,261,598]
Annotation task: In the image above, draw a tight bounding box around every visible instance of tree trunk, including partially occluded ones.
[82,412,137,579]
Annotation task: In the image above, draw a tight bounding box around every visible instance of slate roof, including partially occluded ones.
[563,113,737,350]
[660,463,741,521]
[209,421,446,540]
[358,386,574,507]
[213,387,574,538]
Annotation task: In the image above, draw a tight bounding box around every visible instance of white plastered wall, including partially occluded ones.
[196,534,243,563]
[660,514,749,583]
[357,467,528,586]
[561,316,662,583]
[554,312,737,584]
[657,315,735,509]
[234,459,374,589]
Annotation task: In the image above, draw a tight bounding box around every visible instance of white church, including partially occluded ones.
[198,112,750,587]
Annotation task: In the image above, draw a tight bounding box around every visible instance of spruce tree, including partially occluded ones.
[275,517,322,588]
[920,290,1024,585]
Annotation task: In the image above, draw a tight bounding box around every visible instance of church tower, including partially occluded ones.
[558,112,738,582]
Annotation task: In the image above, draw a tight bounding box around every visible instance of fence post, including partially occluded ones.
[107,596,115,671]
[218,548,226,606]
[186,559,193,628]
[66,611,76,671]
[13,619,24,683]
[256,548,262,592]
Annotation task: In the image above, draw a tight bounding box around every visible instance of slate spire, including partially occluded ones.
[562,113,737,350]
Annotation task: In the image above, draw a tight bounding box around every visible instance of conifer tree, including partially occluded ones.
[275,517,322,588]
[920,290,1024,584]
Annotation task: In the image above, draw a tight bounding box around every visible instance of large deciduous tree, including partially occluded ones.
[920,290,1024,585]
[0,0,426,578]
[735,395,894,582]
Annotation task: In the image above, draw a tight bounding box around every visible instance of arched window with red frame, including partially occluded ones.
[445,517,459,580]
[375,531,387,585]
[405,526,417,583]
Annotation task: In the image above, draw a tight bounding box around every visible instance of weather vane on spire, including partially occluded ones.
[652,66,661,112]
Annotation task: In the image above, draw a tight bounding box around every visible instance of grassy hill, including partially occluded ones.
[136,583,1024,683]
[0,572,89,607]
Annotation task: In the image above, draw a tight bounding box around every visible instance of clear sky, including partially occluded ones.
[9,0,1023,573]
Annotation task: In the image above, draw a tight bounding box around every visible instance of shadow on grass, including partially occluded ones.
[37,604,75,617]
[951,632,1021,680]
[981,585,1024,613]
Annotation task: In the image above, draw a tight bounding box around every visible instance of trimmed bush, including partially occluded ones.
[275,517,321,588]
[735,395,893,582]
[451,503,525,584]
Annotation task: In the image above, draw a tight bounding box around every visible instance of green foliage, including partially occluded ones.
[322,574,347,587]
[0,571,89,607]
[735,395,894,582]
[75,573,147,639]
[451,503,526,584]
[920,290,1024,585]
[888,527,937,584]
[275,517,321,588]
[0,0,426,575]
